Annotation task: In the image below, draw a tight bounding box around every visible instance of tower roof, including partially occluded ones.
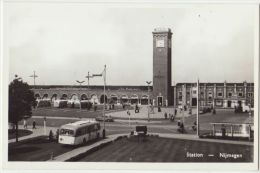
[153,27,172,33]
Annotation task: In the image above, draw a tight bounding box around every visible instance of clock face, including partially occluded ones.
[156,39,165,48]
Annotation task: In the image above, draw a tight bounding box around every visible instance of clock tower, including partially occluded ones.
[152,28,172,106]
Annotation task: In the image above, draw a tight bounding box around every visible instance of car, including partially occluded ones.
[199,106,211,114]
[242,104,254,113]
[95,115,114,122]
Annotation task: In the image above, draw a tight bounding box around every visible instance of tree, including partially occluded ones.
[9,75,35,142]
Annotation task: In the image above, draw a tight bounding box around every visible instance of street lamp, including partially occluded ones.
[76,80,85,110]
[29,71,38,89]
[197,79,200,137]
[92,65,106,138]
[85,71,93,89]
[146,81,152,122]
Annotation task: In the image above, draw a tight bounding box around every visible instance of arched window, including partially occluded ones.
[81,94,88,100]
[35,93,41,99]
[51,94,58,101]
[43,94,48,99]
[61,94,68,100]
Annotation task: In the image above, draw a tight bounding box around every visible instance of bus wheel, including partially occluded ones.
[83,138,87,145]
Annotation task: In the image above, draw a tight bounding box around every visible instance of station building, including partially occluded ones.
[173,82,254,108]
[31,28,254,108]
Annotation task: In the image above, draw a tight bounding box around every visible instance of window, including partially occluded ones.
[248,93,253,97]
[208,96,212,100]
[90,125,95,132]
[60,129,74,136]
[217,92,223,97]
[238,92,243,97]
[76,128,87,137]
[186,92,190,95]
[193,91,197,94]
[200,92,204,95]
[228,93,232,97]
[208,92,212,96]
[178,92,182,100]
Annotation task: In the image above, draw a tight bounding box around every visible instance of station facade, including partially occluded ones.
[31,28,254,108]
[174,82,254,108]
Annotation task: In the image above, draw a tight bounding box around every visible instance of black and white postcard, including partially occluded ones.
[1,0,259,171]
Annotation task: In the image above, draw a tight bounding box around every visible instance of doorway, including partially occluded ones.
[157,96,163,106]
[227,100,231,107]
[238,100,242,107]
[192,98,197,106]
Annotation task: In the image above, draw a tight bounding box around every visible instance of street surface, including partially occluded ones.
[9,106,254,162]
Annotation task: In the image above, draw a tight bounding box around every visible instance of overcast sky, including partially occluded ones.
[6,3,256,86]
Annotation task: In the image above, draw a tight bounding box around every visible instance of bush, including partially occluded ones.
[59,100,68,108]
[37,100,51,107]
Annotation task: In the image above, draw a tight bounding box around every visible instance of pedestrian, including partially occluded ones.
[221,124,226,137]
[174,108,177,116]
[192,121,197,131]
[177,120,181,126]
[23,118,27,129]
[49,130,54,141]
[180,122,185,133]
[56,129,59,142]
[164,112,167,119]
[171,114,174,122]
[189,108,192,114]
[32,120,36,129]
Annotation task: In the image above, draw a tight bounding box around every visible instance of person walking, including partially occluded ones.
[164,112,168,119]
[32,120,36,129]
[23,118,27,129]
[170,114,174,122]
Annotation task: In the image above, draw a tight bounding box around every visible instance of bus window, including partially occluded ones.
[86,126,90,133]
[94,124,100,130]
[76,129,82,137]
[89,125,94,132]
[60,129,74,136]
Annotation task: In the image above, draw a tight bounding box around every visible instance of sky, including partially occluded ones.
[5,3,256,86]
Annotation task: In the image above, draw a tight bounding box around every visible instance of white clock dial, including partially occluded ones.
[156,39,165,48]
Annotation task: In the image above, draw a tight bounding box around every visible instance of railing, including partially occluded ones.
[210,122,253,139]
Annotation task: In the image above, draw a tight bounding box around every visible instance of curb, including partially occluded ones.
[49,134,128,162]
[66,135,126,161]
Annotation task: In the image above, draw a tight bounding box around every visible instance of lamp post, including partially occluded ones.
[197,79,200,137]
[86,71,93,89]
[76,80,85,110]
[146,81,152,122]
[92,65,106,138]
[29,71,38,89]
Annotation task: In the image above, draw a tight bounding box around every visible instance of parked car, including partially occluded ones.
[199,106,211,114]
[242,104,254,113]
[95,115,114,122]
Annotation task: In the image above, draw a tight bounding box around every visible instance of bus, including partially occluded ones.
[58,120,101,145]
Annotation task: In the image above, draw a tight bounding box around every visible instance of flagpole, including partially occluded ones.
[103,65,106,134]
[197,79,200,136]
